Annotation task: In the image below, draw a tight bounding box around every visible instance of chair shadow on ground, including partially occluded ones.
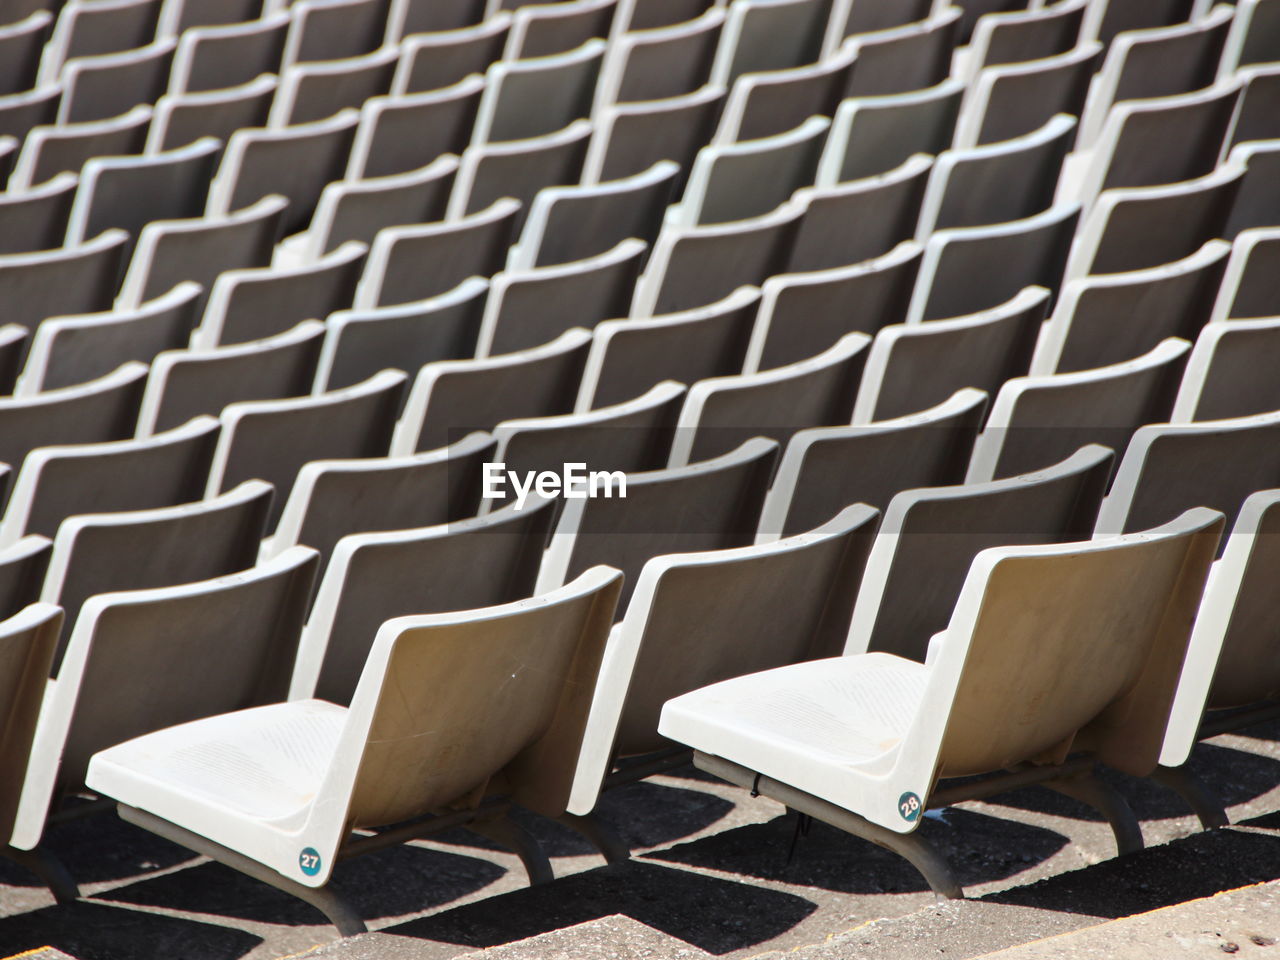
[98,842,507,926]
[983,826,1280,920]
[971,743,1280,823]
[646,807,1069,895]
[0,899,262,960]
[386,859,818,955]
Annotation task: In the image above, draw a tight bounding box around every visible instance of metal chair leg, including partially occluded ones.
[1044,769,1144,855]
[468,815,555,885]
[1152,764,1230,829]
[0,844,79,903]
[558,812,631,864]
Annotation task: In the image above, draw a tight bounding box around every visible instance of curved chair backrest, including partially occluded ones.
[151,73,279,153]
[759,387,987,541]
[712,42,855,145]
[504,0,615,59]
[269,47,399,127]
[390,16,509,94]
[471,38,605,143]
[843,7,961,98]
[537,437,779,609]
[280,0,387,68]
[928,508,1221,779]
[9,106,152,190]
[581,83,726,186]
[0,230,130,331]
[348,77,483,179]
[594,7,724,109]
[167,13,289,94]
[1210,227,1280,323]
[0,172,77,256]
[58,38,176,125]
[0,539,52,625]
[847,444,1114,662]
[293,495,559,705]
[1172,319,1280,423]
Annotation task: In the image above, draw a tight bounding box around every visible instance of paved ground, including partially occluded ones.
[1,722,1279,960]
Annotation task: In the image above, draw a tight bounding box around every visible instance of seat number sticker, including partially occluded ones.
[898,792,922,822]
[299,847,322,876]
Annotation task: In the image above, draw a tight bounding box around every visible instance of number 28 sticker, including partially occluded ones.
[299,847,322,876]
[898,791,922,822]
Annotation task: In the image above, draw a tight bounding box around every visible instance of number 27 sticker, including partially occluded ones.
[299,847,322,876]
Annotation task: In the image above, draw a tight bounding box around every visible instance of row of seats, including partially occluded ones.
[0,0,1276,941]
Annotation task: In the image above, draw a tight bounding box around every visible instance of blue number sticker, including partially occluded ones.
[898,791,922,823]
[298,847,322,876]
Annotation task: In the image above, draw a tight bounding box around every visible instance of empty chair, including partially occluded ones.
[147,75,278,153]
[265,431,495,569]
[843,8,962,98]
[1209,228,1280,323]
[12,547,319,858]
[907,203,1079,323]
[39,483,267,660]
[1065,165,1244,281]
[504,0,615,59]
[0,12,52,97]
[711,42,854,145]
[658,507,1219,900]
[569,502,881,830]
[0,548,55,626]
[1077,7,1234,148]
[668,334,870,467]
[1031,241,1230,375]
[38,0,162,82]
[268,47,399,128]
[788,155,931,272]
[293,493,558,705]
[0,173,77,256]
[448,119,592,228]
[8,106,152,190]
[19,284,203,394]
[117,194,287,312]
[471,39,604,144]
[194,242,366,347]
[672,116,828,227]
[708,0,829,87]
[478,240,645,356]
[0,231,129,333]
[280,0,387,68]
[952,41,1101,149]
[957,0,1086,81]
[848,443,1112,662]
[1083,0,1196,46]
[295,156,458,262]
[315,278,489,392]
[167,14,289,94]
[487,382,685,510]
[758,388,987,540]
[386,0,486,35]
[634,198,804,316]
[816,78,965,183]
[967,338,1190,482]
[581,83,726,186]
[1223,141,1280,240]
[509,159,677,269]
[1172,320,1280,423]
[1160,490,1280,799]
[0,417,220,547]
[391,327,592,453]
[576,286,761,410]
[1227,64,1280,149]
[538,437,778,609]
[345,77,483,180]
[206,110,360,237]
[1097,410,1280,538]
[1070,81,1242,208]
[390,15,510,95]
[206,371,407,528]
[592,7,724,109]
[747,242,922,372]
[58,39,175,125]
[136,321,325,436]
[65,139,220,256]
[355,198,520,308]
[86,565,620,936]
[0,605,63,893]
[824,0,933,40]
[915,114,1073,237]
[857,286,1048,422]
[0,86,62,153]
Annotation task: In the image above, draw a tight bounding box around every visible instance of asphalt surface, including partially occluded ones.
[0,722,1278,960]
